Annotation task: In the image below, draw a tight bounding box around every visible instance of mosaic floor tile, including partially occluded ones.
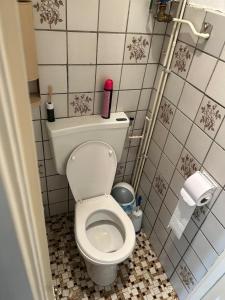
[46,214,178,300]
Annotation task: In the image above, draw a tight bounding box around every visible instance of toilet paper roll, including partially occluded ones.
[168,171,217,239]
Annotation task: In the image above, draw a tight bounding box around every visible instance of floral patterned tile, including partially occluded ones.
[69,93,94,117]
[195,96,225,138]
[124,35,151,64]
[171,42,194,79]
[176,260,196,292]
[158,98,175,129]
[46,214,178,300]
[177,148,200,179]
[153,173,168,200]
[192,205,209,227]
[32,0,66,30]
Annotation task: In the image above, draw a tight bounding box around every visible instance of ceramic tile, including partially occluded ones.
[33,120,42,141]
[134,110,147,130]
[38,161,45,178]
[158,204,171,233]
[39,66,67,94]
[183,219,198,243]
[127,147,138,162]
[158,98,175,129]
[150,230,163,256]
[40,94,68,119]
[159,250,174,278]
[148,188,162,214]
[192,205,209,228]
[153,173,168,200]
[48,188,68,204]
[120,65,146,90]
[154,65,164,89]
[99,0,129,32]
[127,0,152,34]
[143,159,156,183]
[138,89,152,110]
[197,11,225,57]
[94,91,117,114]
[195,96,225,138]
[170,109,192,144]
[201,212,225,254]
[170,170,185,198]
[143,64,158,88]
[68,32,97,65]
[186,124,212,163]
[142,214,152,237]
[67,0,98,31]
[178,82,203,121]
[147,140,162,167]
[68,65,96,93]
[140,172,151,197]
[220,43,225,61]
[183,246,207,282]
[176,260,196,292]
[32,0,66,30]
[206,61,225,107]
[187,50,217,92]
[124,34,151,64]
[164,73,185,106]
[179,6,206,47]
[164,133,183,166]
[192,230,218,270]
[215,118,225,149]
[144,200,157,227]
[212,190,225,228]
[47,174,68,191]
[124,161,135,176]
[171,42,194,79]
[152,120,168,150]
[43,141,52,160]
[49,202,68,216]
[35,31,66,64]
[69,93,94,117]
[96,65,122,91]
[97,34,125,64]
[154,219,169,245]
[164,188,179,215]
[42,191,48,204]
[164,237,181,268]
[204,142,225,186]
[170,232,189,257]
[157,154,175,183]
[148,35,164,63]
[32,105,40,120]
[36,141,44,160]
[45,159,57,176]
[117,90,140,112]
[170,272,188,300]
[177,148,200,179]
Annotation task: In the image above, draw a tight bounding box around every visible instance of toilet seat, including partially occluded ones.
[66,141,117,201]
[75,195,136,265]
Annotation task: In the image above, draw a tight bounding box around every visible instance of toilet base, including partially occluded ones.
[85,260,117,286]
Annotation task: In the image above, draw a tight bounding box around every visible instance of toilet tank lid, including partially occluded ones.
[46,112,129,138]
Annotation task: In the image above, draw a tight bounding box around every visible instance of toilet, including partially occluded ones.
[47,112,136,286]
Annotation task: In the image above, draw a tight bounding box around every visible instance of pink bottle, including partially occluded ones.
[101,79,113,119]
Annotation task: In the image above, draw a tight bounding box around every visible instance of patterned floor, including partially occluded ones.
[46,214,178,300]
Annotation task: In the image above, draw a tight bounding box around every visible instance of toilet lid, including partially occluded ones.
[66,141,117,202]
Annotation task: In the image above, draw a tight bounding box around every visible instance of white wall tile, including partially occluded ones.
[138,89,151,110]
[48,188,68,204]
[160,250,174,278]
[144,159,156,183]
[144,201,157,227]
[120,65,146,90]
[67,0,98,31]
[127,0,152,33]
[212,190,225,228]
[158,154,175,183]
[143,64,158,88]
[97,34,125,64]
[39,66,67,94]
[215,118,225,149]
[147,140,162,167]
[201,212,225,254]
[170,170,185,198]
[99,0,129,32]
[96,65,122,91]
[148,35,164,63]
[170,110,192,144]
[36,142,44,160]
[45,159,57,176]
[170,232,189,257]
[40,94,68,119]
[186,125,212,163]
[165,237,181,267]
[204,142,225,186]
[134,110,146,130]
[192,230,218,270]
[117,90,140,111]
[178,82,203,121]
[68,32,97,64]
[150,230,163,256]
[68,65,96,93]
[152,120,168,150]
[164,73,185,106]
[149,188,162,213]
[164,133,183,166]
[159,204,171,232]
[35,31,66,64]
[47,175,68,191]
[187,50,217,92]
[49,201,68,216]
[206,61,225,107]
[184,219,198,243]
[154,219,169,245]
[164,188,179,215]
[139,173,151,197]
[170,272,189,300]
[33,120,42,141]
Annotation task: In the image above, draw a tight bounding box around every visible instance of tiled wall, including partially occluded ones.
[31,0,167,217]
[140,5,225,299]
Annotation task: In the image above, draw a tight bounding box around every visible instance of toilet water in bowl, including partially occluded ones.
[86,221,124,253]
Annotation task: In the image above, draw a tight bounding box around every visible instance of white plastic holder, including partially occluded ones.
[173,18,210,39]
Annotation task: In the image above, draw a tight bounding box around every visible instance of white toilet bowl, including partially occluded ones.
[74,195,136,285]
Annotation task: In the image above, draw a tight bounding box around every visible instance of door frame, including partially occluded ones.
[0,1,53,299]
